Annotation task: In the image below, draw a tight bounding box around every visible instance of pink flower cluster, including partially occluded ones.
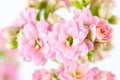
[32,62,115,80]
[10,8,112,65]
[1,7,114,80]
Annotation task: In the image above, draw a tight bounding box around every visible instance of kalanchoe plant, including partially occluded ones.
[0,0,117,80]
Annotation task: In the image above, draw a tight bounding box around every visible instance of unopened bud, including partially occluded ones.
[47,13,63,25]
[17,29,24,39]
[108,15,118,24]
[6,39,18,49]
[87,51,94,61]
[26,0,40,9]
[70,0,90,9]
[99,3,113,19]
[2,27,19,40]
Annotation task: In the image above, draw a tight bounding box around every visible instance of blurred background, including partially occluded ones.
[0,0,120,80]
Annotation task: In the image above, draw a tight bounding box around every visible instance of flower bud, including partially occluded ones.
[47,13,63,25]
[6,39,18,49]
[90,0,114,18]
[87,51,94,61]
[17,29,24,39]
[70,0,90,9]
[108,15,118,24]
[25,0,40,9]
[2,27,19,40]
[99,3,113,19]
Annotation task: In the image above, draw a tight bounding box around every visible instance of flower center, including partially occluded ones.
[34,37,42,49]
[65,36,73,47]
[72,70,83,79]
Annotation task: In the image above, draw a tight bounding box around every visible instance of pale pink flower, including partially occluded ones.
[32,69,53,80]
[0,62,19,80]
[48,20,89,64]
[85,67,99,79]
[95,71,115,80]
[57,62,99,80]
[74,9,94,26]
[95,19,112,42]
[12,7,38,28]
[18,21,50,65]
[74,9,103,42]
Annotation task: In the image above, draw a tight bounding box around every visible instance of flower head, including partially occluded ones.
[32,69,53,80]
[18,21,50,65]
[48,19,89,64]
[95,19,112,42]
[12,8,38,28]
[95,71,115,80]
[57,62,99,80]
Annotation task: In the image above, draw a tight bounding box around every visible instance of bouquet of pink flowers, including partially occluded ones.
[0,0,118,80]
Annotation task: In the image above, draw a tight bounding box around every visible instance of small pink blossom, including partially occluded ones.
[95,19,112,42]
[96,71,115,80]
[0,62,19,80]
[74,9,94,26]
[18,21,50,65]
[48,20,89,64]
[12,7,38,28]
[57,62,99,80]
[32,69,53,80]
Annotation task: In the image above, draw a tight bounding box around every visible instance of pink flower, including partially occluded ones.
[18,21,50,65]
[48,20,89,64]
[74,9,94,26]
[96,71,115,80]
[12,7,38,28]
[95,19,112,42]
[32,69,53,80]
[56,62,99,80]
[0,62,19,80]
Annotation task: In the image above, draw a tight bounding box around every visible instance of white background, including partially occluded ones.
[0,0,120,80]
